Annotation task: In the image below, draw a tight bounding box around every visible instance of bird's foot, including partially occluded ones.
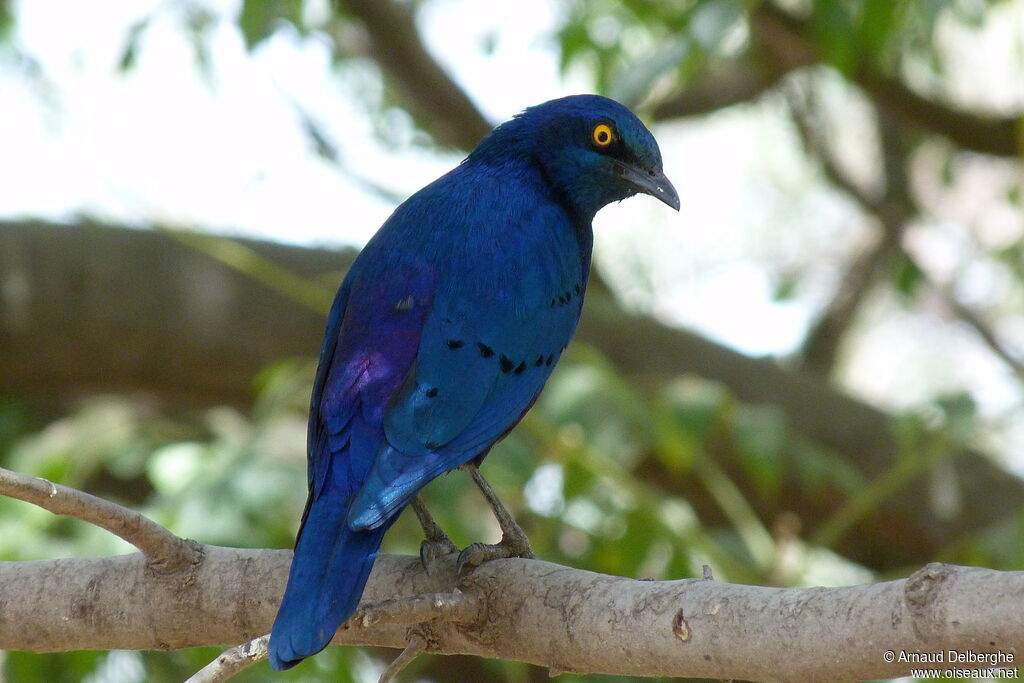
[411,497,458,574]
[454,462,536,574]
[420,537,459,572]
[455,525,536,574]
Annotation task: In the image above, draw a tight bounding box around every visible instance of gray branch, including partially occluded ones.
[0,466,199,573]
[185,636,268,683]
[0,546,1020,681]
[1,466,1020,680]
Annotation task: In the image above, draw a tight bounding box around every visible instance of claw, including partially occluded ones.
[456,542,494,575]
[419,537,458,574]
[455,534,536,575]
[419,541,432,574]
[412,497,458,573]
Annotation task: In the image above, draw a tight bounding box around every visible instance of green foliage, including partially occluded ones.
[891,249,925,299]
[555,0,1012,120]
[0,1,13,44]
[238,0,307,50]
[557,0,733,101]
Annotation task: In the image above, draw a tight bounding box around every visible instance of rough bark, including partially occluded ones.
[0,547,1020,682]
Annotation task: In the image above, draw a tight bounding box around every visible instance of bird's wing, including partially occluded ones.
[348,205,587,530]
[299,253,436,538]
[304,278,351,502]
[273,260,431,667]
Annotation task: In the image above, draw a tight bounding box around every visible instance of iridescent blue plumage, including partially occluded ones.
[269,94,678,670]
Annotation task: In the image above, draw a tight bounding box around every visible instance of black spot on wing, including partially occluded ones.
[549,282,585,308]
[474,343,552,377]
[425,387,439,398]
[446,339,464,349]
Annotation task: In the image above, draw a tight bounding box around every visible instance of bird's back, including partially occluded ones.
[338,155,593,527]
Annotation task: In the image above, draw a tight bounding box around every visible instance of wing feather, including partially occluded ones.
[349,202,588,529]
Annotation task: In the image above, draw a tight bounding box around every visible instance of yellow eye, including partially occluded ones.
[592,123,614,147]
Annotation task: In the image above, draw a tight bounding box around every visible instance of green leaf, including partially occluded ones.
[812,0,857,74]
[858,0,898,62]
[118,17,150,72]
[653,401,698,474]
[0,1,14,43]
[730,404,786,498]
[6,651,106,683]
[934,390,978,442]
[891,252,924,299]
[608,38,690,109]
[661,377,728,442]
[1005,182,1021,207]
[238,0,305,51]
[772,270,801,301]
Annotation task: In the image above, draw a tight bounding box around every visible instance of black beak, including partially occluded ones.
[615,161,680,211]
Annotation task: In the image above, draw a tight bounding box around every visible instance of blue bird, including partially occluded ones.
[268,94,679,670]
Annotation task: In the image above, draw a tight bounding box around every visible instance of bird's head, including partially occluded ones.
[471,94,680,221]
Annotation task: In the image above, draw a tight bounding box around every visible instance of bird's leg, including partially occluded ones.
[456,463,536,574]
[411,496,458,572]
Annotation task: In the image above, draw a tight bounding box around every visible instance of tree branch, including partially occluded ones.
[784,79,880,212]
[378,633,426,683]
[751,3,1022,158]
[2,452,1019,681]
[654,4,1022,159]
[338,0,493,151]
[185,636,268,683]
[0,546,1020,681]
[902,251,1024,384]
[939,292,1024,383]
[651,57,785,119]
[0,466,199,573]
[355,590,480,628]
[785,81,915,375]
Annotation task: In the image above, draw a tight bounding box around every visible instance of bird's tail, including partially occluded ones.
[268,486,389,671]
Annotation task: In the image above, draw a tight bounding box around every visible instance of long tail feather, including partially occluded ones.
[268,489,389,670]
